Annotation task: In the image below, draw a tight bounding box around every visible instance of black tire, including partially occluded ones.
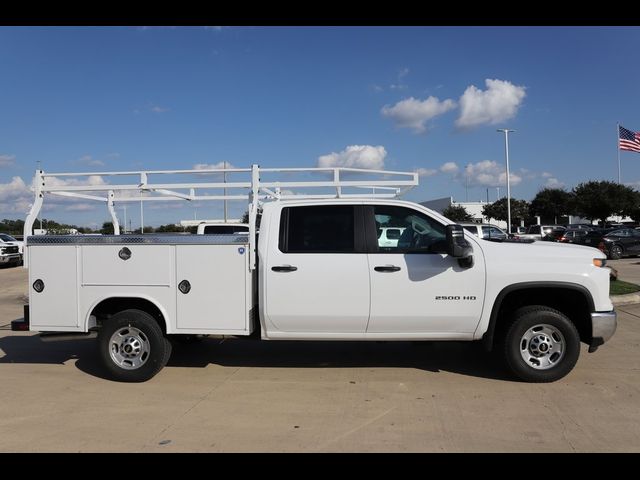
[502,305,580,383]
[609,244,623,260]
[98,309,172,382]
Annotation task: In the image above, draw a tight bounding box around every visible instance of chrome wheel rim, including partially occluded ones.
[519,324,565,370]
[109,326,150,370]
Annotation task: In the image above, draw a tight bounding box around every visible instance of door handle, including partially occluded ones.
[271,265,298,272]
[374,265,401,272]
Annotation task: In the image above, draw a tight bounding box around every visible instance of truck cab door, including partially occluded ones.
[264,204,370,334]
[365,205,485,335]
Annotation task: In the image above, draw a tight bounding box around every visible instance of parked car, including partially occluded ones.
[0,234,22,267]
[0,233,24,254]
[377,226,406,247]
[556,229,589,244]
[542,228,571,242]
[517,225,566,241]
[196,223,249,235]
[459,223,508,241]
[596,228,640,259]
[565,224,595,231]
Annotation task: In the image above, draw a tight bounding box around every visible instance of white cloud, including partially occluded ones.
[545,177,565,188]
[317,145,387,170]
[439,162,459,174]
[390,67,410,90]
[456,79,526,129]
[76,155,105,167]
[541,172,553,178]
[46,175,107,188]
[415,168,437,177]
[462,160,522,187]
[193,162,236,170]
[150,104,169,114]
[0,154,15,167]
[439,160,522,188]
[65,203,97,211]
[0,176,33,213]
[381,96,456,134]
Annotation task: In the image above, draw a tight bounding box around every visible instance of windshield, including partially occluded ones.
[0,234,17,242]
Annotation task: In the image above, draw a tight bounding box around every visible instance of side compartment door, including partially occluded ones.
[365,205,485,334]
[29,245,79,329]
[264,205,370,333]
[176,244,249,332]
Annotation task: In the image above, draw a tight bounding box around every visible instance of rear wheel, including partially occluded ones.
[609,244,623,260]
[502,306,580,382]
[98,309,171,382]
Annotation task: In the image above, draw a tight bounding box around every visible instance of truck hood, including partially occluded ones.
[474,237,606,260]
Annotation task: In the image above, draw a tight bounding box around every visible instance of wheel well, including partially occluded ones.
[487,287,592,350]
[90,298,167,333]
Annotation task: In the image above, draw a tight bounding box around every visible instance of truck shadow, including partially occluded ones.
[0,333,512,381]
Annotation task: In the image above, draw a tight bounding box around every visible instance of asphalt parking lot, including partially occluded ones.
[1,263,639,452]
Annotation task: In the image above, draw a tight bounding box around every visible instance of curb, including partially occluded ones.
[611,293,640,306]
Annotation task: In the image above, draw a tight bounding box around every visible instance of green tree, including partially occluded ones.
[529,188,574,224]
[100,222,115,234]
[442,204,473,222]
[155,223,185,233]
[0,219,25,235]
[132,226,155,234]
[38,218,82,235]
[572,181,638,224]
[482,197,530,224]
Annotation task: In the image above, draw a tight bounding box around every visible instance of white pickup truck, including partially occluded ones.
[13,165,617,383]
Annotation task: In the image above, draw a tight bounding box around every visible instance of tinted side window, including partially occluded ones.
[203,225,248,234]
[280,206,356,253]
[481,226,491,239]
[612,229,630,237]
[490,227,505,238]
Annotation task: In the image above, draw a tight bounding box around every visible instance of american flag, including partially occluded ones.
[619,125,640,153]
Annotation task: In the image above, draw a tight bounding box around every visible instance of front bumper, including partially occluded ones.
[0,254,21,264]
[589,311,617,352]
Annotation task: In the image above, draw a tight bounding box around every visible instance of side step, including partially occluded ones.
[39,331,97,342]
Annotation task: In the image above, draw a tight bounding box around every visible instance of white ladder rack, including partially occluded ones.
[25,164,419,269]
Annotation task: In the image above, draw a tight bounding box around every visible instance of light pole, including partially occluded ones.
[497,129,515,234]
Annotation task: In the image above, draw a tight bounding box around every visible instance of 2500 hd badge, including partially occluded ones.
[435,296,477,300]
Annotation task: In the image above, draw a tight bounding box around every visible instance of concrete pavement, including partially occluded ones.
[1,265,639,452]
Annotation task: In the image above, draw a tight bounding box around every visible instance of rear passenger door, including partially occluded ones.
[264,204,370,333]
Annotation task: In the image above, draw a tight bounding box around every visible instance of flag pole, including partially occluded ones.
[617,122,621,184]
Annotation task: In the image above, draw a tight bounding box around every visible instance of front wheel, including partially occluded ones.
[609,244,623,260]
[98,309,172,382]
[503,306,580,382]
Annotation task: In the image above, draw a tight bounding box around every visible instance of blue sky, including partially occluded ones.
[1,26,639,229]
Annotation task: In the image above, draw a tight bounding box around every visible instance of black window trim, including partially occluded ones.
[278,204,366,254]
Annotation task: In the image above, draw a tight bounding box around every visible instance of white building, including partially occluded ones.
[420,197,508,229]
